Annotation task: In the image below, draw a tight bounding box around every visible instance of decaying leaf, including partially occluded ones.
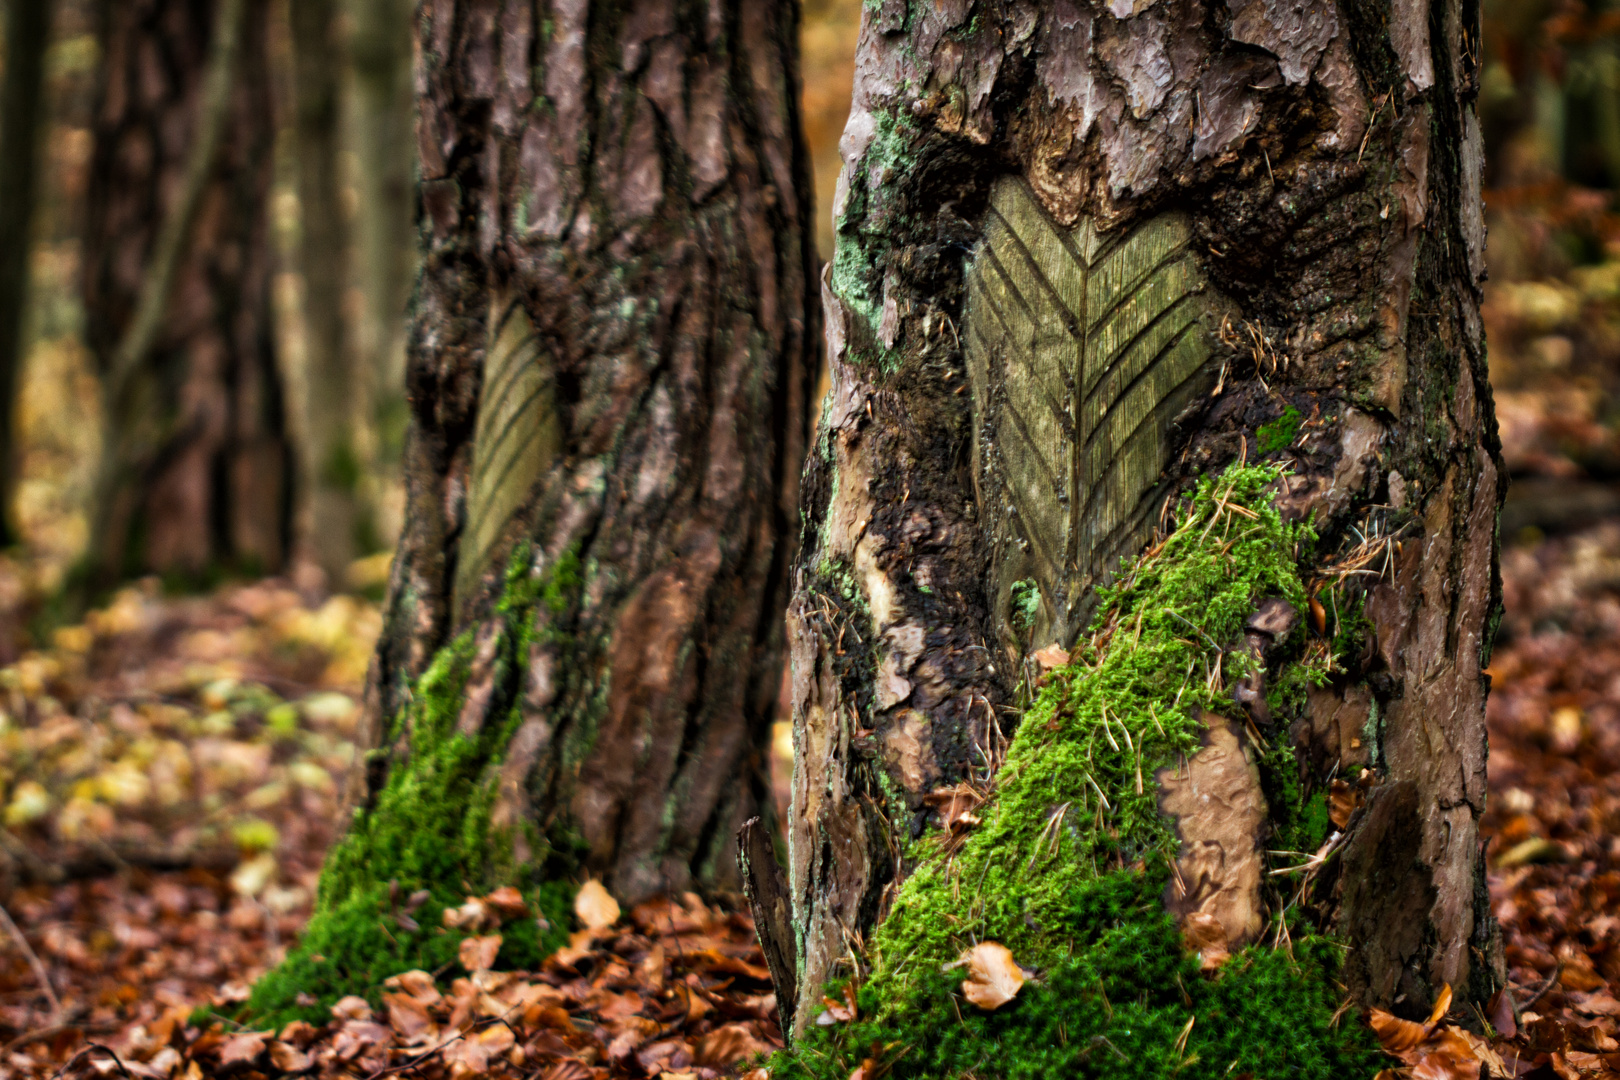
[459,933,503,973]
[1328,777,1363,829]
[817,982,858,1024]
[331,995,373,1021]
[693,1023,767,1067]
[1032,643,1070,673]
[945,941,1026,1010]
[575,879,621,930]
[486,885,530,919]
[216,1031,268,1067]
[268,1041,312,1072]
[1369,1007,1434,1055]
[1180,910,1231,971]
[922,783,985,836]
[1157,711,1266,952]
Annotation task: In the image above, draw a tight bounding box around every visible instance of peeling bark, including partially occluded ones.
[792,0,1500,1024]
[354,0,818,905]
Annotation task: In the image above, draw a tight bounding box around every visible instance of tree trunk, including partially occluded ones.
[289,0,365,584]
[80,0,290,586]
[0,0,53,548]
[785,0,1500,1060]
[249,0,818,1022]
[347,0,416,545]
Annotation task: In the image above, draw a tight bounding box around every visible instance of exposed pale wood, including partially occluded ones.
[453,294,560,619]
[965,178,1227,647]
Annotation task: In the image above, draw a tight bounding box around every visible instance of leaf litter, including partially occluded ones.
[0,575,782,1078]
[3,513,1620,1078]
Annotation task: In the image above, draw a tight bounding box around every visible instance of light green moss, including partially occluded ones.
[1256,404,1304,455]
[246,546,582,1026]
[775,464,1380,1079]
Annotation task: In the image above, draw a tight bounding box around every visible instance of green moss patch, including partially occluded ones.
[776,465,1380,1078]
[247,549,579,1026]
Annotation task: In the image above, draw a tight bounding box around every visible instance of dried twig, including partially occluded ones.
[0,898,60,1019]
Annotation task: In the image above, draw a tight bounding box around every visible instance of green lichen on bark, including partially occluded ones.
[774,465,1381,1079]
[246,548,580,1026]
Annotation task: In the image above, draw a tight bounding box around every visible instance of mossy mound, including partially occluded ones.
[776,465,1381,1079]
[247,550,581,1026]
[776,867,1379,1079]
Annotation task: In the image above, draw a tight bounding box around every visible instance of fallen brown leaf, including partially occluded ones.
[216,1031,268,1067]
[694,1022,767,1067]
[459,932,503,972]
[948,941,1025,1010]
[576,879,621,930]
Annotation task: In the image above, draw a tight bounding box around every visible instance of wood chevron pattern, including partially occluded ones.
[454,292,562,616]
[964,178,1225,649]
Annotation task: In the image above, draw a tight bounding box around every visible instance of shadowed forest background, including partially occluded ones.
[1,0,1619,1076]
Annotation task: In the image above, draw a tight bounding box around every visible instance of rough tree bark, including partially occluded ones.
[788,0,1500,1042]
[0,0,53,548]
[253,0,817,1015]
[81,0,290,585]
[289,0,366,583]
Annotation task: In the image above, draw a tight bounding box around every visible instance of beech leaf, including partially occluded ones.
[948,941,1025,1010]
[575,879,621,930]
[458,933,503,973]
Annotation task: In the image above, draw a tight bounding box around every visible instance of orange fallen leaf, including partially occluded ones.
[458,933,503,972]
[1368,1007,1433,1055]
[849,1059,879,1080]
[217,1031,268,1067]
[575,879,621,930]
[922,784,985,835]
[1181,910,1231,971]
[694,1023,767,1067]
[947,941,1025,1010]
[268,1041,312,1072]
[819,982,858,1024]
[1032,644,1070,672]
[485,885,529,919]
[1328,778,1362,829]
[331,995,372,1021]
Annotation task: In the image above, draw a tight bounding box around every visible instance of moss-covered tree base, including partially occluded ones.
[777,868,1378,1080]
[247,554,578,1026]
[776,466,1382,1079]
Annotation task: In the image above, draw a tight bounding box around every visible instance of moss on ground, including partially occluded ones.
[775,465,1381,1079]
[246,548,580,1026]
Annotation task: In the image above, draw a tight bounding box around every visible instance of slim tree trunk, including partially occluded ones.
[784,0,1500,1060]
[250,0,818,1021]
[347,0,415,541]
[0,0,53,548]
[289,0,364,584]
[81,0,290,586]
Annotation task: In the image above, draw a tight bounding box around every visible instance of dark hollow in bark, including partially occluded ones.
[790,0,1501,1029]
[0,0,54,548]
[81,0,291,586]
[352,0,818,905]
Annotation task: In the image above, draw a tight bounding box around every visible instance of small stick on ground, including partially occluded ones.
[0,899,60,1019]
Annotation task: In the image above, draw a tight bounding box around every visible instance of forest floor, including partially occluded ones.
[0,518,1614,1078]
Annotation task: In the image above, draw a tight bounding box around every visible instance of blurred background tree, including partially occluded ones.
[0,0,1616,617]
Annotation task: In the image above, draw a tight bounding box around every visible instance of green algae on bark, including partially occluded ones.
[776,464,1381,1079]
[246,549,579,1026]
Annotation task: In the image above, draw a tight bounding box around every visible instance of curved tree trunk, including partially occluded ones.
[787,0,1499,1046]
[81,0,290,585]
[249,0,818,1021]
